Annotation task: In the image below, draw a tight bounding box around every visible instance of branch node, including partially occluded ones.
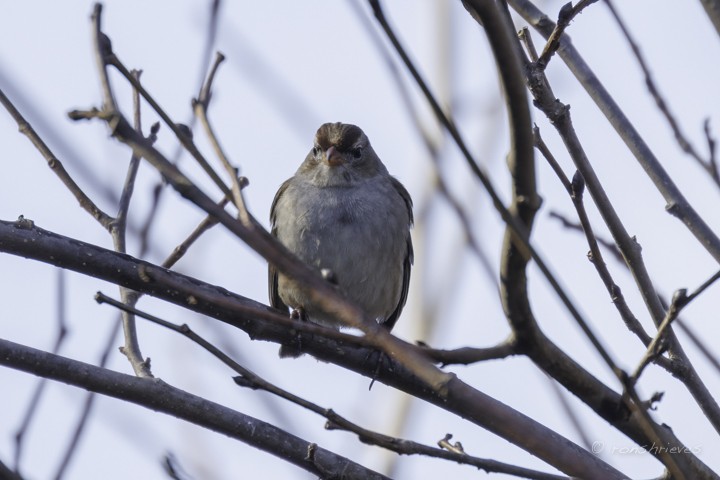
[570,170,585,200]
[232,375,258,390]
[175,123,193,141]
[98,32,114,60]
[438,433,465,455]
[641,391,665,411]
[557,2,574,23]
[14,215,35,230]
[138,264,152,283]
[305,443,318,462]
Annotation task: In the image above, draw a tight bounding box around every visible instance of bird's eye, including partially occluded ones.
[312,146,321,157]
[351,147,362,159]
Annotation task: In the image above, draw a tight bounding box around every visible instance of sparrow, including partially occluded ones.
[269,122,413,357]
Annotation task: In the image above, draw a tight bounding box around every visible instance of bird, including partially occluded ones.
[269,122,413,357]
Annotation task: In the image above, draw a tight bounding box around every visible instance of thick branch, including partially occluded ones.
[96,292,564,480]
[0,338,388,480]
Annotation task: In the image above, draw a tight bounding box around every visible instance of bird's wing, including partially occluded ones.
[384,177,414,331]
[268,179,292,311]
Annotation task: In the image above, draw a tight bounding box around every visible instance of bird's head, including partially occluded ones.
[298,122,388,187]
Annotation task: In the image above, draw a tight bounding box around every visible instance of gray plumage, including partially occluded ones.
[269,123,413,355]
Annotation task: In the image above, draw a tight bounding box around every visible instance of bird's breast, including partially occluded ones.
[274,178,409,320]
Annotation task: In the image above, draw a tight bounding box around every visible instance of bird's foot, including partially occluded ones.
[279,308,308,358]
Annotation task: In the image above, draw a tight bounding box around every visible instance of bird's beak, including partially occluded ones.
[325,146,343,166]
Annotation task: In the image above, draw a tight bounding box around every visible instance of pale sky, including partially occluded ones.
[1,1,719,479]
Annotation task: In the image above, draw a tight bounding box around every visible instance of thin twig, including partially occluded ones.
[111,70,153,378]
[604,0,720,187]
[91,6,116,113]
[194,0,222,92]
[536,0,600,71]
[543,374,593,451]
[547,211,623,263]
[0,87,113,230]
[704,119,718,181]
[675,321,720,377]
[90,5,229,198]
[533,126,655,349]
[349,0,498,286]
[629,290,688,386]
[0,70,119,208]
[162,452,194,480]
[53,71,162,473]
[161,198,229,268]
[13,270,69,476]
[420,339,517,366]
[54,318,121,480]
[106,55,229,198]
[193,52,252,224]
[630,269,720,384]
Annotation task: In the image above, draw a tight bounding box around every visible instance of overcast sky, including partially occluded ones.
[1,1,719,479]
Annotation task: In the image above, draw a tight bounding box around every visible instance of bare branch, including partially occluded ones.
[349,0,497,285]
[605,0,720,187]
[0,88,113,229]
[547,211,623,263]
[536,0,600,71]
[630,269,720,385]
[109,69,153,378]
[193,52,251,223]
[675,321,720,377]
[0,338,390,480]
[509,0,720,264]
[420,339,517,366]
[89,5,229,199]
[533,125,655,349]
[53,319,120,480]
